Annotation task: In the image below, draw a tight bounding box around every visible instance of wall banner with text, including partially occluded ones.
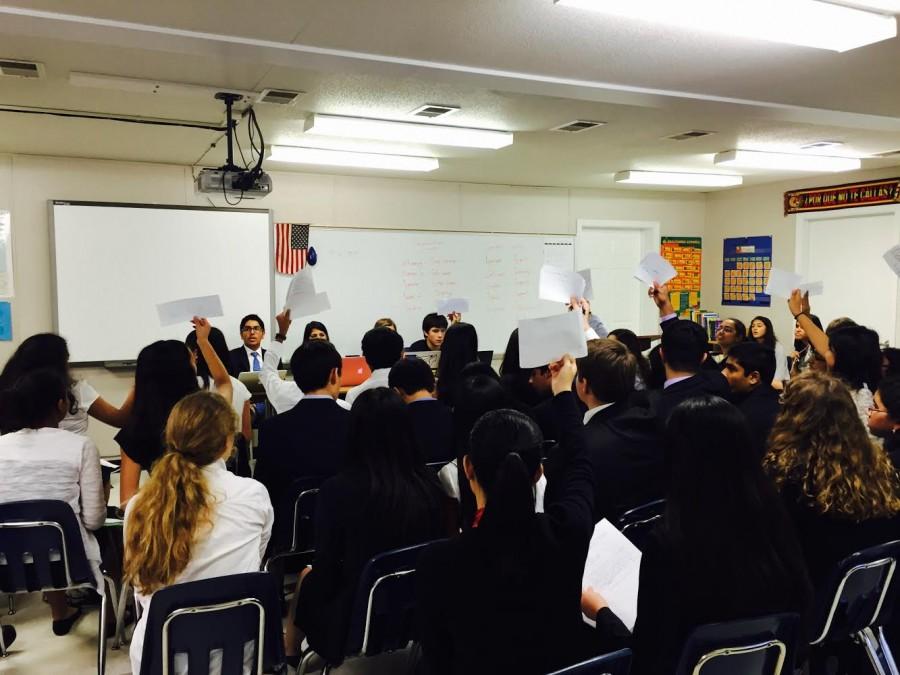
[784,177,900,215]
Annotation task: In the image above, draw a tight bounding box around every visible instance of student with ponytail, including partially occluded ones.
[0,369,106,636]
[417,354,601,675]
[123,390,272,675]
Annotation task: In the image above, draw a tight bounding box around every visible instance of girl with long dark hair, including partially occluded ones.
[302,321,329,343]
[435,322,479,407]
[789,313,822,377]
[291,388,445,664]
[609,328,652,390]
[0,333,133,435]
[116,318,231,506]
[750,315,790,387]
[587,396,812,674]
[418,355,602,674]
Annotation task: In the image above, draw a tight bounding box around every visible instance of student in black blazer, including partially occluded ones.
[290,388,445,665]
[227,313,269,376]
[417,356,603,675]
[587,396,812,675]
[388,357,453,464]
[550,339,665,522]
[253,340,349,549]
[722,342,781,458]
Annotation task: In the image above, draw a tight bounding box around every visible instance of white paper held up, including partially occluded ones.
[156,295,224,327]
[764,268,803,299]
[798,281,825,296]
[582,519,642,631]
[539,264,586,303]
[284,268,331,315]
[634,252,677,286]
[884,244,900,278]
[577,269,594,301]
[437,297,470,314]
[518,311,588,368]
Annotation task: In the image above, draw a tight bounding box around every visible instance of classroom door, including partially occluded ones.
[796,205,900,346]
[576,220,660,335]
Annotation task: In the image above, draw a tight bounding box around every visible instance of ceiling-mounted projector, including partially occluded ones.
[196,92,272,200]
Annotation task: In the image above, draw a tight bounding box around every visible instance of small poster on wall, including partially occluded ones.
[660,237,702,313]
[0,210,13,298]
[722,236,773,307]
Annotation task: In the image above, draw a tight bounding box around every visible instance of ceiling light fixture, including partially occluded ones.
[614,170,743,187]
[268,146,439,172]
[553,0,897,51]
[303,114,513,149]
[714,149,862,172]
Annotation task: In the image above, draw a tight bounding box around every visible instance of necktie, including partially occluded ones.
[251,352,261,372]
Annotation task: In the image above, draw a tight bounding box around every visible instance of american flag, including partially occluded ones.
[275,223,309,275]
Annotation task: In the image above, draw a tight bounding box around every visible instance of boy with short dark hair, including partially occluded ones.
[723,341,780,458]
[389,358,453,463]
[345,327,405,407]
[408,313,449,352]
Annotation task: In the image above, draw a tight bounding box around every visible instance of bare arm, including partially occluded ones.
[241,400,252,442]
[788,291,834,368]
[193,316,233,401]
[119,450,141,508]
[87,388,135,428]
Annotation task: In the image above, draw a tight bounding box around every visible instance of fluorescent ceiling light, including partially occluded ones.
[304,114,513,149]
[269,146,439,172]
[554,0,897,51]
[614,171,743,187]
[714,150,862,172]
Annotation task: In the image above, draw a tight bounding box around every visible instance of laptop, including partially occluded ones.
[405,351,441,369]
[238,370,287,395]
[341,356,372,386]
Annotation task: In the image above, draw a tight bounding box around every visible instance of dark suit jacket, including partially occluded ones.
[417,392,602,675]
[253,397,349,548]
[227,346,267,377]
[735,385,781,458]
[652,370,732,426]
[408,399,454,464]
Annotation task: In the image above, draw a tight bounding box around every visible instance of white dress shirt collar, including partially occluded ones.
[583,402,615,425]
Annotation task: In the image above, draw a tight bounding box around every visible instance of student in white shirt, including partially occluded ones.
[345,326,404,407]
[258,310,351,414]
[186,326,252,441]
[124,390,273,675]
[0,333,133,436]
[0,369,106,636]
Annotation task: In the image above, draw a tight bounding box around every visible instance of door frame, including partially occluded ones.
[794,204,900,346]
[576,219,660,335]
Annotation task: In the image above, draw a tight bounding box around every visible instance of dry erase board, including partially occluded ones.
[50,201,274,363]
[274,227,574,357]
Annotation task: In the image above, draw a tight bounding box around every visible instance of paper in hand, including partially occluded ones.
[798,281,824,296]
[582,519,642,631]
[284,269,331,315]
[437,297,470,314]
[577,269,594,301]
[539,264,587,304]
[634,252,677,286]
[764,268,824,298]
[884,244,900,278]
[156,295,224,327]
[518,311,588,368]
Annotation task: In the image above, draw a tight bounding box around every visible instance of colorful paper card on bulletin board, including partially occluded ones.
[722,236,772,307]
[661,237,702,313]
[0,302,10,341]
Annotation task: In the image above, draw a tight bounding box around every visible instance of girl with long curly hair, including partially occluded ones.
[765,371,900,589]
[123,391,273,674]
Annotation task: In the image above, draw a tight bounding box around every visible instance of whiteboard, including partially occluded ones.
[274,227,575,357]
[51,201,273,363]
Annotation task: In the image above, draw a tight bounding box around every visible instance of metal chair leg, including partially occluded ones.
[859,627,896,675]
[113,580,131,649]
[98,588,108,675]
[0,619,7,657]
[297,650,317,675]
[6,595,14,615]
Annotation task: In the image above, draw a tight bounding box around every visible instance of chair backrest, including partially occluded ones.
[546,648,633,675]
[0,499,94,592]
[290,479,321,553]
[139,572,284,675]
[616,498,665,549]
[674,613,800,675]
[344,540,442,658]
[809,539,900,645]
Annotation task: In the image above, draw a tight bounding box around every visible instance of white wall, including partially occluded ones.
[703,166,900,348]
[0,153,706,454]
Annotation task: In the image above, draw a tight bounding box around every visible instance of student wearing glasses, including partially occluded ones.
[227,314,270,377]
[869,376,900,467]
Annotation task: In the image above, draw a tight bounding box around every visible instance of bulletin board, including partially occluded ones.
[722,236,772,307]
[661,236,702,313]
